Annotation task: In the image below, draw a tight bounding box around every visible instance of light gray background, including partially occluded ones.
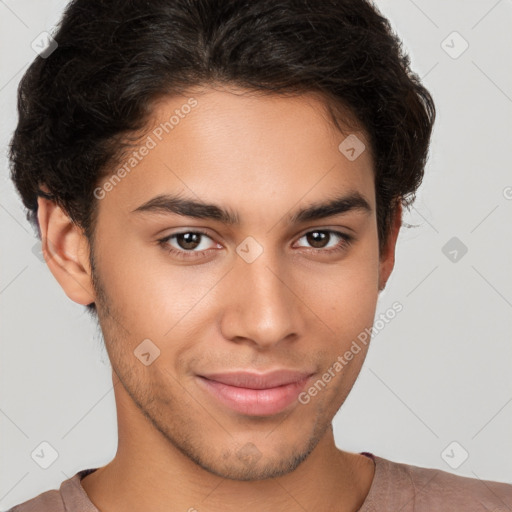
[1,0,511,508]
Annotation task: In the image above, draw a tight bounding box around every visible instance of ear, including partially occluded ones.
[378,201,402,292]
[37,192,96,306]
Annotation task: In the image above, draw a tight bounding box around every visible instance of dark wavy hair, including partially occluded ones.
[9,0,435,310]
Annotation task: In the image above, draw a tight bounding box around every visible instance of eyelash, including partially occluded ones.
[157,229,353,260]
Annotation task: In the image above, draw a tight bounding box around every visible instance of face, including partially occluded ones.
[68,86,397,480]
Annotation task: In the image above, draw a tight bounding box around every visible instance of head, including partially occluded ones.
[10,0,434,481]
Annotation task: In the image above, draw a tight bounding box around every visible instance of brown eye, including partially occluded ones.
[296,230,352,252]
[158,230,220,260]
[305,231,330,248]
[175,232,202,250]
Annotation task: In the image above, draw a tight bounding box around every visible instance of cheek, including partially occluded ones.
[326,269,379,330]
[94,227,214,330]
[312,243,380,338]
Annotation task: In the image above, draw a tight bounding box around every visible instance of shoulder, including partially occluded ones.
[366,454,512,511]
[6,488,65,512]
[6,469,98,512]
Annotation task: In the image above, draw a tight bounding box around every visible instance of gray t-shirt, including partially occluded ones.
[7,452,512,511]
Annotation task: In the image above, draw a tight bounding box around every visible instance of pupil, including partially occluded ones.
[307,231,328,248]
[178,233,200,250]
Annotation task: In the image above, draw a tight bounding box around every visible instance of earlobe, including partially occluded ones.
[378,201,402,291]
[37,194,96,306]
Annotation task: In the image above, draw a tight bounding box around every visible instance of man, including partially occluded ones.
[7,0,512,510]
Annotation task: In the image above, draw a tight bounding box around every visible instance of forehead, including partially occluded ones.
[148,85,365,149]
[97,86,375,223]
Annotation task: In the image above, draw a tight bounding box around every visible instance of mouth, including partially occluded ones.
[195,369,314,416]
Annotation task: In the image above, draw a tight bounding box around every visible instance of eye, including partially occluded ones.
[294,230,353,254]
[157,228,353,261]
[157,230,220,260]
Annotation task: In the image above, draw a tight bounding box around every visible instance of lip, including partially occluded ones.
[196,370,314,416]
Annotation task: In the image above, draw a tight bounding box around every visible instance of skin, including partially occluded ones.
[37,85,401,512]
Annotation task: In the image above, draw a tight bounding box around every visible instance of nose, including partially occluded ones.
[219,251,306,349]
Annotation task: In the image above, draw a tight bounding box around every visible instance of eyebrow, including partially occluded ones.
[131,191,372,224]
